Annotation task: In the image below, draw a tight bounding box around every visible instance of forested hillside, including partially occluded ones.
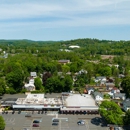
[0,38,130,94]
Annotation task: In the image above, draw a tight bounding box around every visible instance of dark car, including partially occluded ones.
[52,122,59,126]
[25,114,31,117]
[32,124,39,127]
[33,120,40,123]
[77,120,85,125]
[52,119,59,122]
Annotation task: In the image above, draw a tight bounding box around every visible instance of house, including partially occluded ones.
[66,72,71,75]
[78,69,87,75]
[123,99,130,111]
[108,87,120,96]
[106,83,115,90]
[86,87,94,94]
[112,93,126,100]
[93,92,103,101]
[24,78,35,91]
[24,83,35,91]
[95,76,106,83]
[58,60,70,65]
[30,72,37,78]
[111,87,120,93]
[118,74,125,78]
[29,78,34,84]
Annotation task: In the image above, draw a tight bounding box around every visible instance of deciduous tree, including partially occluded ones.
[99,101,123,125]
[0,116,5,130]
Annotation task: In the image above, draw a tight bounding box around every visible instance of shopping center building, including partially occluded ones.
[1,93,99,114]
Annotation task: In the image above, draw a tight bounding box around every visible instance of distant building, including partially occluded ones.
[58,60,70,65]
[69,45,80,48]
[95,76,106,83]
[30,72,37,78]
[78,69,87,75]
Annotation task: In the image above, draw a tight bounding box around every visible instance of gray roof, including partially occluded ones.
[87,87,94,91]
[93,92,103,98]
[106,83,115,86]
[96,76,106,80]
[123,99,130,107]
[114,93,125,98]
[58,60,70,63]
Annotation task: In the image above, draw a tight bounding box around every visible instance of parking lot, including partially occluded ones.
[1,110,109,130]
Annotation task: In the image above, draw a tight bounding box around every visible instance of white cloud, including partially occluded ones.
[0,0,130,30]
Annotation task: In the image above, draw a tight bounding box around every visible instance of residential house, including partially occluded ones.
[123,99,130,111]
[24,84,35,91]
[78,69,87,75]
[118,74,125,78]
[24,78,35,91]
[93,92,103,101]
[66,72,71,75]
[113,93,126,100]
[86,87,94,95]
[108,87,120,96]
[106,83,115,90]
[30,72,37,78]
[58,60,70,65]
[95,76,106,83]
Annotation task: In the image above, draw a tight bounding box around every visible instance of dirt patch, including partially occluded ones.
[101,55,115,60]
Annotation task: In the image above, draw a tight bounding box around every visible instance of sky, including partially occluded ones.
[0,0,130,41]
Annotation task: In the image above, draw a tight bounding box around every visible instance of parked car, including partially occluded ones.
[32,124,39,127]
[25,114,31,117]
[77,120,85,125]
[23,128,29,130]
[33,120,40,123]
[52,119,59,122]
[52,122,59,126]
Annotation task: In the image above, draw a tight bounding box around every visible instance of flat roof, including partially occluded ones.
[15,94,62,105]
[64,94,97,107]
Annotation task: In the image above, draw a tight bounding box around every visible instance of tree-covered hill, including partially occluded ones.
[0,38,129,55]
[0,38,130,94]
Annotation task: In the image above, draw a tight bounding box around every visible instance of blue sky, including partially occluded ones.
[0,0,130,41]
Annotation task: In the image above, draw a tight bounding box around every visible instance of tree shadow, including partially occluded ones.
[91,117,107,127]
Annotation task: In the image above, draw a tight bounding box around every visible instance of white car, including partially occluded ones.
[77,120,85,125]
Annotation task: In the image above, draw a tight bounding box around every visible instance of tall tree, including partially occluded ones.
[124,109,130,125]
[99,101,123,125]
[0,79,6,95]
[6,69,24,92]
[0,116,5,130]
[121,77,130,98]
[34,77,43,90]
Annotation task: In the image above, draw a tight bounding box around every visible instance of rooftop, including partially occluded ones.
[15,94,62,105]
[63,94,96,107]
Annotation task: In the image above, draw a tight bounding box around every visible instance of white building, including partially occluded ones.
[30,72,37,78]
[93,92,103,101]
[69,45,80,48]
